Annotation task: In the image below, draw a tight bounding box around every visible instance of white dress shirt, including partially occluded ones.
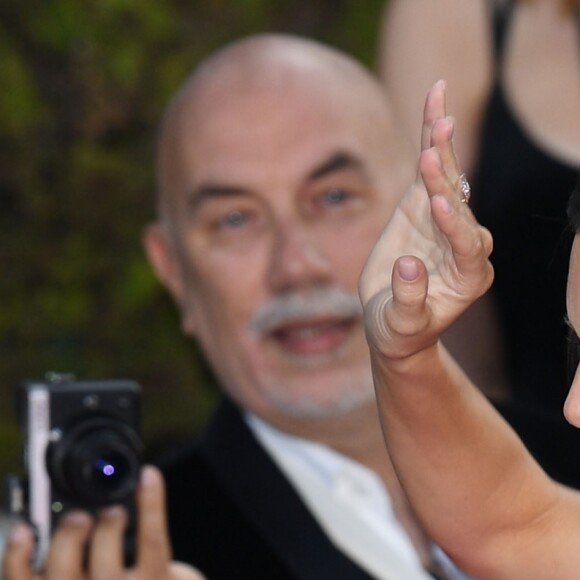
[247,413,471,580]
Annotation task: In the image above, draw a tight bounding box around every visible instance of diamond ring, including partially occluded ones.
[458,173,471,204]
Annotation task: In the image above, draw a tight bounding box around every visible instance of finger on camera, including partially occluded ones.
[170,561,208,580]
[134,466,172,575]
[2,523,35,580]
[88,505,127,579]
[43,511,92,580]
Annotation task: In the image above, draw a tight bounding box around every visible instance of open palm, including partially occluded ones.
[359,81,494,361]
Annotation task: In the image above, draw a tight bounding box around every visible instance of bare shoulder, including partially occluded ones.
[382,0,489,32]
[379,0,493,170]
[380,0,491,67]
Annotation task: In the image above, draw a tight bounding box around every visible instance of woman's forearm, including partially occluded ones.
[372,341,562,575]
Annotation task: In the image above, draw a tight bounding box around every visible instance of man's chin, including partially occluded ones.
[264,384,375,419]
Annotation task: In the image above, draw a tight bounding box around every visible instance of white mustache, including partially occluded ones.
[249,288,363,337]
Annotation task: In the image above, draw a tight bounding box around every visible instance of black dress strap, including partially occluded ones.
[488,0,515,65]
[575,6,580,55]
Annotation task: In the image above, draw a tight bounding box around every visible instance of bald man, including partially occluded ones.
[145,34,468,580]
[2,34,468,580]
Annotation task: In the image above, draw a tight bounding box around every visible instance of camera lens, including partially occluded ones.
[47,417,142,507]
[94,454,128,485]
[72,433,139,504]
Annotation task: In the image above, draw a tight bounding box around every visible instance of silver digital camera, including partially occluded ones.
[10,373,143,568]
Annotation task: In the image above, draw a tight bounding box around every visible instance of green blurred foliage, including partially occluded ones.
[0,0,387,479]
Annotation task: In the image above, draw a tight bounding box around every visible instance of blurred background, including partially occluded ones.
[0,0,387,486]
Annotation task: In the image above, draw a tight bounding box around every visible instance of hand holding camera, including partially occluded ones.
[1,374,204,580]
[3,466,204,579]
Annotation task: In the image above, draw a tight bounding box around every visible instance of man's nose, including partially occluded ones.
[267,223,332,293]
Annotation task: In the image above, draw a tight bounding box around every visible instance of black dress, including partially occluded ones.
[473,0,579,412]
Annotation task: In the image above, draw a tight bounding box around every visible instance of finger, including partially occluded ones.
[388,256,430,338]
[420,80,447,154]
[2,522,36,580]
[430,116,462,189]
[420,144,492,284]
[169,561,207,579]
[430,193,490,259]
[43,511,93,580]
[133,466,172,578]
[420,146,475,216]
[430,194,494,290]
[88,506,127,580]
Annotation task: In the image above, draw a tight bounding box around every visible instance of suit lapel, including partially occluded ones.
[199,397,375,580]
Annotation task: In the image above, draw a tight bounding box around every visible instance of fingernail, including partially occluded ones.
[99,505,126,520]
[398,257,419,281]
[61,510,92,526]
[8,522,31,546]
[140,465,158,488]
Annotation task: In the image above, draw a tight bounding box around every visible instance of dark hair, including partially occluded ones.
[567,325,580,386]
[567,184,580,232]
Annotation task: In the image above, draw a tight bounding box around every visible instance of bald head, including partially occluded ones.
[155,34,411,220]
[184,34,386,102]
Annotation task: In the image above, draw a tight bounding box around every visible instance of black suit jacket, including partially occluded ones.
[159,397,379,579]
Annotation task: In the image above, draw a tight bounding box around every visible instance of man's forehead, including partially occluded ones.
[168,79,369,166]
[186,71,353,130]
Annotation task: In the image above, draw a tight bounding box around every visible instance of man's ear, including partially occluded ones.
[143,222,185,305]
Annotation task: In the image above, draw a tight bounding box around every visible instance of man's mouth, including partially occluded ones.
[269,316,358,356]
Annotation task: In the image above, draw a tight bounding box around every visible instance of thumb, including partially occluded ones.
[387,256,430,338]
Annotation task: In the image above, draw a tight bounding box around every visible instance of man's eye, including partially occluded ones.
[322,188,348,205]
[219,210,247,228]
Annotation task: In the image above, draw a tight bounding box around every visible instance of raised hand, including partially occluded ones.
[2,466,205,580]
[359,81,494,362]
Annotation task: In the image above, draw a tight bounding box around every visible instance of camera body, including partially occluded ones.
[15,373,143,568]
